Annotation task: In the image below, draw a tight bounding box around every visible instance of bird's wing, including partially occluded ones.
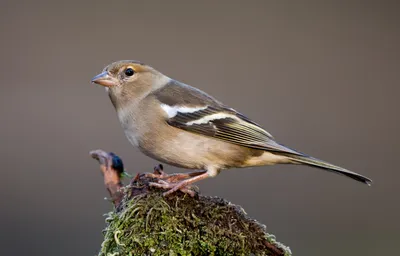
[152,80,303,155]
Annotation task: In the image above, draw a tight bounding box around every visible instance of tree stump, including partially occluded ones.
[91,150,291,256]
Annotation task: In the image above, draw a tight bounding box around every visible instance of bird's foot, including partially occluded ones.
[149,170,210,197]
[149,180,197,197]
[146,165,208,197]
[146,165,206,183]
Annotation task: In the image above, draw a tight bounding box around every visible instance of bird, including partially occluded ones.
[91,60,372,196]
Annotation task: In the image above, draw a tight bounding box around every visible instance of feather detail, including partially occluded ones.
[165,105,302,155]
[160,104,207,118]
[152,78,301,155]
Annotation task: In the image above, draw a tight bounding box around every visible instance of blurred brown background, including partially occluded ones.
[0,1,398,255]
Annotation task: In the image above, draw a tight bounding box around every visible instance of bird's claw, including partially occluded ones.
[149,180,197,197]
[145,164,169,179]
[153,164,164,175]
[146,164,202,197]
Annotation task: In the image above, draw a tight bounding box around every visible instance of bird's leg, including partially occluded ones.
[161,170,207,183]
[154,172,210,197]
[146,165,206,183]
[147,165,207,196]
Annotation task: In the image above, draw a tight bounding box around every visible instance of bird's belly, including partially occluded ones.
[139,134,211,169]
[138,129,257,170]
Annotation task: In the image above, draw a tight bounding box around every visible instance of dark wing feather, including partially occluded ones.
[167,105,303,155]
[153,80,303,155]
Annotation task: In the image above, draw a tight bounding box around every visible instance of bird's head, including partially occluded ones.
[91,60,170,108]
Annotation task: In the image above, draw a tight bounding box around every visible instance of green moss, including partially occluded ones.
[98,182,291,256]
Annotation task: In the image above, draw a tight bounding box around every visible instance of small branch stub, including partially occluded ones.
[90,150,124,206]
[90,149,292,256]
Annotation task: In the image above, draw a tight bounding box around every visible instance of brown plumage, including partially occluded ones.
[92,60,372,196]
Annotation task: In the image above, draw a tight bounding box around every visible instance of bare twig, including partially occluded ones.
[90,149,124,207]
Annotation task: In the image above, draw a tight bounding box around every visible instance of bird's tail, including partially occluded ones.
[283,154,372,185]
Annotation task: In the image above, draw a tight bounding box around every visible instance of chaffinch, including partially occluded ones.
[92,60,372,196]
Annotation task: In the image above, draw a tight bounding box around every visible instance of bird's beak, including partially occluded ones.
[91,71,118,87]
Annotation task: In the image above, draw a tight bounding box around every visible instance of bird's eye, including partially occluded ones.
[124,68,135,77]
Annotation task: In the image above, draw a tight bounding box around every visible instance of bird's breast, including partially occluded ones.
[124,129,140,147]
[116,107,141,147]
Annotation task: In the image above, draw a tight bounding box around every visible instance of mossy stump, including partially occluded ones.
[91,150,291,256]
